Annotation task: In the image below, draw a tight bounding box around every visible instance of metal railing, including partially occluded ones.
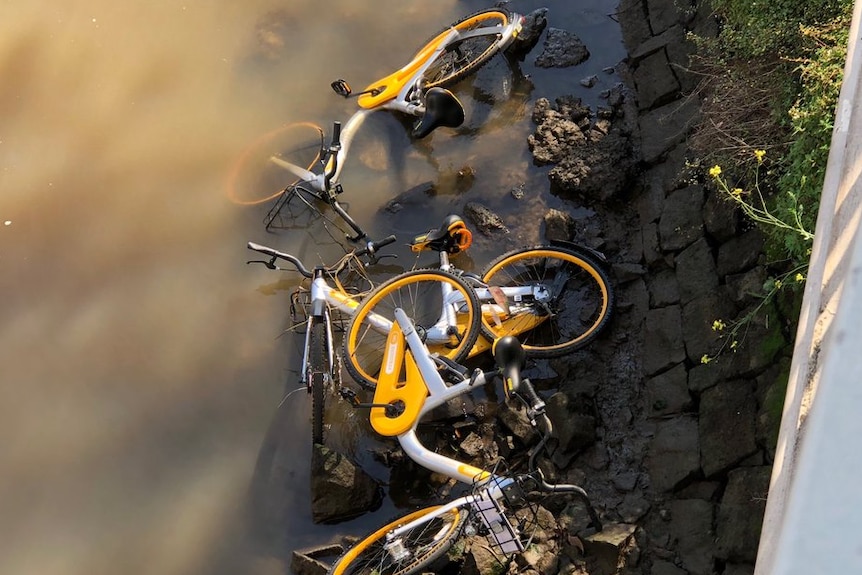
[755,1,862,572]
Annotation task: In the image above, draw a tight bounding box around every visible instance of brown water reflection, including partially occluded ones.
[0,1,623,573]
[0,1,459,573]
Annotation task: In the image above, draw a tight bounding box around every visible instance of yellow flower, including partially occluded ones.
[731,188,743,197]
[730,340,739,350]
[795,273,806,282]
[709,165,722,178]
[701,354,712,364]
[712,319,726,332]
[775,279,783,289]
[754,149,766,164]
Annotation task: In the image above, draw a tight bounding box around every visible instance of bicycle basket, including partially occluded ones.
[468,461,551,558]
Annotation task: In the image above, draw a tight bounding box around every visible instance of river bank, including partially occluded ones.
[277,1,785,573]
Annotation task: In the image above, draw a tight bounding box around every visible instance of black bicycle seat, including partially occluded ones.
[412,87,465,139]
[493,336,526,389]
[410,214,473,253]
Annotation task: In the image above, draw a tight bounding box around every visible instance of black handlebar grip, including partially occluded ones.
[356,234,396,258]
[519,378,546,414]
[372,235,397,251]
[331,121,342,148]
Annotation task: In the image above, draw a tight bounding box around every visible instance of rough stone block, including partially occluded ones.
[659,185,705,252]
[646,362,692,417]
[584,523,638,574]
[681,291,736,363]
[291,544,344,575]
[643,305,686,376]
[703,188,740,242]
[716,229,765,277]
[716,467,771,562]
[618,0,653,52]
[642,221,663,266]
[633,49,679,110]
[310,445,382,523]
[638,97,701,164]
[667,499,715,575]
[699,380,758,477]
[647,267,680,307]
[647,0,683,34]
[647,416,700,491]
[675,237,718,304]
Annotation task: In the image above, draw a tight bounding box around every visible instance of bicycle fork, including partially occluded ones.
[300,276,337,389]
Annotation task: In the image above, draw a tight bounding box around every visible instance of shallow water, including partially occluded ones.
[0,1,623,573]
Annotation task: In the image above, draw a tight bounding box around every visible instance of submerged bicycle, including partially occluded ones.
[328,310,603,575]
[247,236,482,444]
[228,7,549,238]
[247,213,613,440]
[342,214,615,389]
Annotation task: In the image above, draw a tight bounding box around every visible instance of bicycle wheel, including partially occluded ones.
[343,269,481,390]
[479,245,614,358]
[421,9,511,89]
[225,121,323,206]
[308,318,327,445]
[328,506,464,575]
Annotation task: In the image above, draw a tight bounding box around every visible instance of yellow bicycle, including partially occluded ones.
[228,7,548,239]
[329,311,602,575]
[342,215,615,389]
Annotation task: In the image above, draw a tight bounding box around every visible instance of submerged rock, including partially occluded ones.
[310,444,382,524]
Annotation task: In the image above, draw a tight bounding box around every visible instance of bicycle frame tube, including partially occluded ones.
[299,276,330,386]
[358,13,523,111]
[386,477,515,540]
[377,307,526,544]
[355,27,461,111]
[338,279,469,345]
[391,307,501,483]
[330,108,374,184]
[324,307,335,379]
[301,310,336,386]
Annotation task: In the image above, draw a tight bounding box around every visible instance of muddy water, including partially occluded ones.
[0,1,623,574]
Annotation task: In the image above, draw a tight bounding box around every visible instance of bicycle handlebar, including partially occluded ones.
[330,121,342,150]
[246,234,397,277]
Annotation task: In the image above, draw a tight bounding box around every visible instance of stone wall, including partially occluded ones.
[589,0,792,573]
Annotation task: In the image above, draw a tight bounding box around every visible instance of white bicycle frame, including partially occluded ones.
[269,13,525,190]
[296,246,553,385]
[380,307,526,554]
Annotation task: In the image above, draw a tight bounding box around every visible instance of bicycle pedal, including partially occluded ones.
[331,79,352,97]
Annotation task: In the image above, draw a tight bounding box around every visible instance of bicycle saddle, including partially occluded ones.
[410,214,473,254]
[412,87,465,139]
[493,336,526,393]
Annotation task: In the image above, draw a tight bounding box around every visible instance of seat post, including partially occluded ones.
[439,250,452,272]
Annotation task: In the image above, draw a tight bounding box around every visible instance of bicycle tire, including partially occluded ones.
[343,269,481,390]
[308,318,327,445]
[328,506,464,575]
[420,8,512,89]
[226,121,323,206]
[479,245,614,358]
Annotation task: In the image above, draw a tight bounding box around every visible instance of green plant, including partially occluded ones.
[691,0,851,266]
[701,152,812,363]
[689,0,851,361]
[709,153,814,245]
[776,11,852,262]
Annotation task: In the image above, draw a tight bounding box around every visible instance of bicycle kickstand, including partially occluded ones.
[338,387,402,417]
